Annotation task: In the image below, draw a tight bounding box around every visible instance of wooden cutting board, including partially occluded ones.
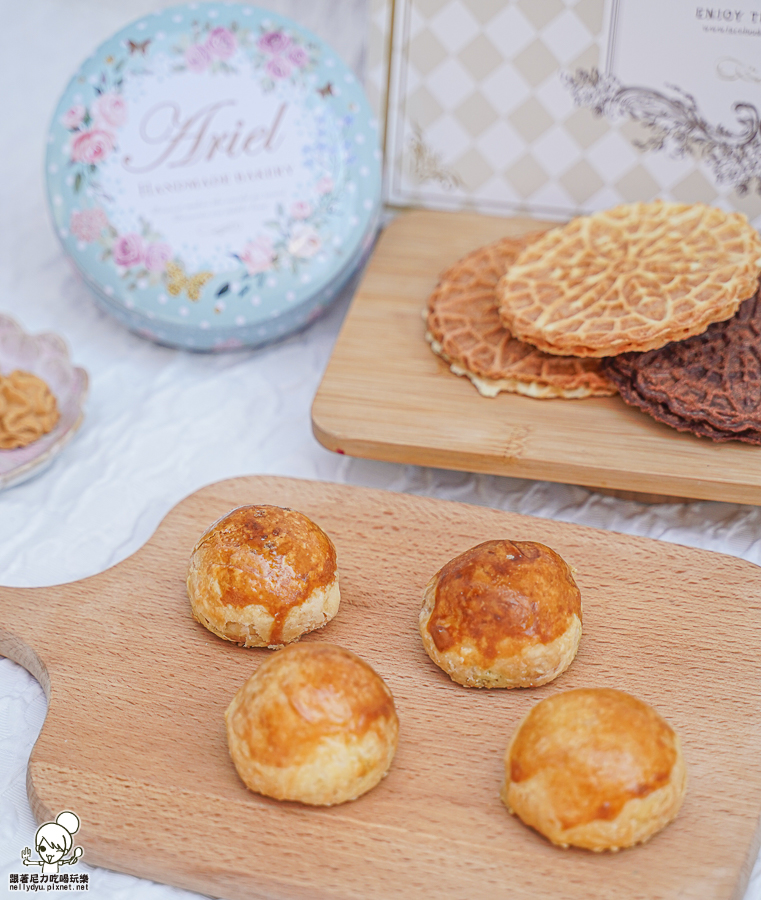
[311,209,761,505]
[3,475,761,900]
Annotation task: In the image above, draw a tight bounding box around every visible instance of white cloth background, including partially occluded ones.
[2,2,761,897]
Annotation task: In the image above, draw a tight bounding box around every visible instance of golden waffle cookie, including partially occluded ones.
[426,235,616,399]
[497,202,761,357]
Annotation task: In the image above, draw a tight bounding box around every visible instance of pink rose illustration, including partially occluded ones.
[288,225,321,259]
[69,207,108,242]
[286,45,308,69]
[266,56,292,80]
[144,242,172,273]
[71,129,116,164]
[205,26,236,60]
[185,43,211,73]
[92,92,127,129]
[62,105,85,129]
[112,233,145,268]
[239,236,274,275]
[290,200,313,220]
[258,31,291,54]
[316,175,334,195]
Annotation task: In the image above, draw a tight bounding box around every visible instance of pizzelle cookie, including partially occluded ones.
[426,236,616,399]
[601,290,761,444]
[497,202,761,357]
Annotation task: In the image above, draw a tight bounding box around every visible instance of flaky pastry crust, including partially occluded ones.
[187,505,339,648]
[225,643,399,806]
[419,540,582,688]
[501,687,687,851]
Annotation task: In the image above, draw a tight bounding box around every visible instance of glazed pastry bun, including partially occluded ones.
[225,643,399,806]
[419,540,581,688]
[501,688,687,851]
[187,505,340,648]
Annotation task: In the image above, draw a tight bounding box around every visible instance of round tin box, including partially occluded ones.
[46,3,381,350]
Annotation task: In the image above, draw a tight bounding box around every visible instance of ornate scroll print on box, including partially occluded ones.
[381,0,761,227]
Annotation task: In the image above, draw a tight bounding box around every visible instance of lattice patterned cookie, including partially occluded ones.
[497,202,761,357]
[426,236,616,399]
[601,291,761,444]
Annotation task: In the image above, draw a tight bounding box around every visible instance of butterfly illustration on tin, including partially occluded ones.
[165,261,214,301]
[127,38,151,55]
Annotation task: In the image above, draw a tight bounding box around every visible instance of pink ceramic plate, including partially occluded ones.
[0,316,88,489]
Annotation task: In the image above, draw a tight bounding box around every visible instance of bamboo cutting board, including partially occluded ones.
[3,475,761,899]
[311,209,761,505]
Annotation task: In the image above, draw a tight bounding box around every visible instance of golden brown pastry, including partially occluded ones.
[501,687,687,851]
[225,643,399,806]
[419,540,581,688]
[187,505,340,648]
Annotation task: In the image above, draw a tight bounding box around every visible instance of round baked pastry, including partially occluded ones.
[187,505,340,648]
[419,540,582,688]
[501,688,687,851]
[225,643,399,806]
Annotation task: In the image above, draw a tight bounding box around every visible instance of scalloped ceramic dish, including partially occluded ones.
[0,316,88,489]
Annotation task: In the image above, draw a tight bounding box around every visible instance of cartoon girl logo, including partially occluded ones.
[21,811,84,874]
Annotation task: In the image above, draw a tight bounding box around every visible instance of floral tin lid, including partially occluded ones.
[46,3,381,351]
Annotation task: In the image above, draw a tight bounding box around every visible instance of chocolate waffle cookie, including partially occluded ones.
[497,202,761,357]
[602,291,761,444]
[426,236,616,399]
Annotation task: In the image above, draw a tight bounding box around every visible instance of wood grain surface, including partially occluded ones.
[311,209,761,505]
[2,475,761,899]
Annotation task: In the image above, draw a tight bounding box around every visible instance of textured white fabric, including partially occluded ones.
[2,2,761,898]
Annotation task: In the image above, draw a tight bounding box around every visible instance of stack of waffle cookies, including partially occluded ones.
[425,201,761,445]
